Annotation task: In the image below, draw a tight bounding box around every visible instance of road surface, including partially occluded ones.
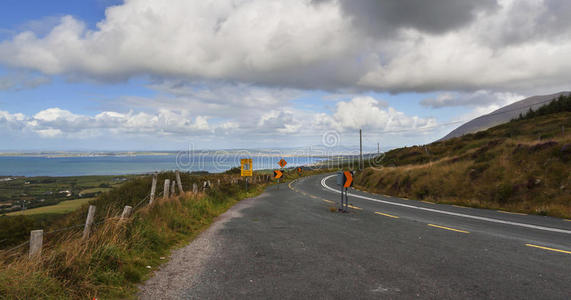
[139,173,571,299]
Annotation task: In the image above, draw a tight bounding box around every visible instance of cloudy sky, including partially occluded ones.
[0,0,569,151]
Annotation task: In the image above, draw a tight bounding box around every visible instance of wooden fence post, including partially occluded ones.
[120,205,133,220]
[82,205,96,240]
[29,229,43,259]
[192,183,198,194]
[164,179,170,199]
[149,173,157,205]
[170,180,176,197]
[176,171,184,194]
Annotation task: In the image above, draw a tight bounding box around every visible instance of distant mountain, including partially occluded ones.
[441,91,570,140]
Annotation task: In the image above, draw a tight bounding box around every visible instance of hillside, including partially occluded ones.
[357,108,571,218]
[441,91,570,140]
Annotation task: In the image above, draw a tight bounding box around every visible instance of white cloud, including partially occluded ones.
[258,110,303,134]
[0,1,356,86]
[35,128,62,138]
[0,110,26,131]
[314,96,436,132]
[0,0,570,95]
[0,108,214,138]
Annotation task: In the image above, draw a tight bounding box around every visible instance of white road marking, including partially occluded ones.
[321,175,571,235]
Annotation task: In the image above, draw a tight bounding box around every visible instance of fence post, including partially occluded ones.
[164,179,170,200]
[29,229,43,259]
[149,173,157,205]
[193,183,198,194]
[176,171,184,194]
[170,180,176,197]
[120,205,133,220]
[82,205,96,240]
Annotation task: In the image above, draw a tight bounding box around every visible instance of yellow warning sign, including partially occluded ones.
[241,159,253,177]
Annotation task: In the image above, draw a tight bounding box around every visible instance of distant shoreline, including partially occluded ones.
[0,151,334,158]
[0,154,332,177]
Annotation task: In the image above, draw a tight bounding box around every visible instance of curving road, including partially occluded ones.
[140,173,571,299]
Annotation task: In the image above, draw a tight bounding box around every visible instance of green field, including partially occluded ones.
[79,187,113,196]
[6,198,95,216]
[0,175,131,214]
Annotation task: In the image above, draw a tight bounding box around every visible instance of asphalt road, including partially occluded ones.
[139,173,571,299]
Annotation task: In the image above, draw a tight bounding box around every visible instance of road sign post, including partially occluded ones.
[336,171,353,212]
[241,159,253,177]
[275,159,286,190]
[274,169,283,190]
[241,159,253,192]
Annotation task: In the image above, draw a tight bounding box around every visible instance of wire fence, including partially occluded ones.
[0,173,247,256]
[1,186,163,255]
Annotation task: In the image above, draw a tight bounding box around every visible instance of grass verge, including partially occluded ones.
[0,175,268,299]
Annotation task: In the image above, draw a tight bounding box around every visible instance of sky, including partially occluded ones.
[0,0,569,152]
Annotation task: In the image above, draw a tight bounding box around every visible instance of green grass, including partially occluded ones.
[0,175,131,215]
[6,198,95,216]
[79,187,112,196]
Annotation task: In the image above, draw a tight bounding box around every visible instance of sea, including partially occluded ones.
[0,154,327,177]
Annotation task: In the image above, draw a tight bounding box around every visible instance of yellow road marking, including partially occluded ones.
[375,211,399,219]
[497,210,527,216]
[422,201,435,205]
[383,195,392,198]
[322,199,335,204]
[452,205,466,208]
[526,244,571,254]
[348,205,362,210]
[564,219,571,222]
[427,224,469,234]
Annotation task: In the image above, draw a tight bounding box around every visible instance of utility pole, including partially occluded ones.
[359,129,363,170]
[377,142,380,155]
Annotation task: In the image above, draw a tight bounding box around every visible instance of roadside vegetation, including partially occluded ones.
[0,167,326,299]
[356,95,571,218]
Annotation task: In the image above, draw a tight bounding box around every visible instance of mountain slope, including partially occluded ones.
[441,91,570,140]
[357,110,571,218]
